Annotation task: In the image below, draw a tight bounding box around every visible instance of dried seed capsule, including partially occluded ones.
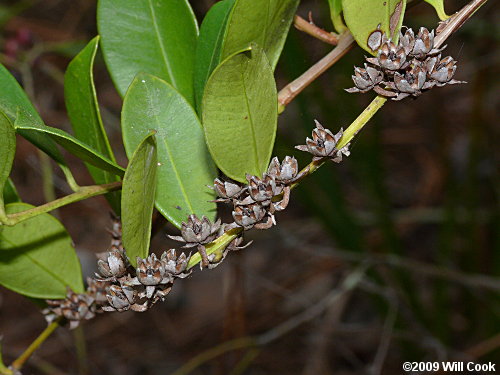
[295,120,341,161]
[232,203,267,230]
[267,156,299,184]
[45,288,96,329]
[102,284,147,312]
[411,27,436,58]
[212,178,245,202]
[367,40,408,71]
[246,173,281,203]
[392,63,427,100]
[96,248,128,279]
[86,277,110,305]
[136,253,164,286]
[399,28,416,55]
[161,249,191,279]
[345,64,384,93]
[168,215,221,247]
[425,55,464,86]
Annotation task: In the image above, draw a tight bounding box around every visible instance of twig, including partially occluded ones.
[293,15,339,45]
[256,264,367,345]
[9,318,63,372]
[0,181,122,226]
[434,0,488,48]
[172,265,367,375]
[188,0,487,268]
[369,299,399,375]
[277,31,355,112]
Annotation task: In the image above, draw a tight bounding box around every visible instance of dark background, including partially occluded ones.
[0,0,498,374]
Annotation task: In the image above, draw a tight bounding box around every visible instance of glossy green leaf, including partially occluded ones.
[65,36,121,212]
[328,0,347,33]
[221,0,300,70]
[202,47,277,182]
[193,0,235,113]
[3,178,20,204]
[0,112,15,219]
[0,203,84,298]
[121,132,157,267]
[342,0,407,54]
[122,73,217,228]
[424,0,448,21]
[0,63,68,166]
[15,110,125,177]
[98,0,198,104]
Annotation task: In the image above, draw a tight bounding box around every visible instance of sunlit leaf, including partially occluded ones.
[121,132,157,267]
[327,0,347,33]
[0,112,15,219]
[342,0,407,54]
[0,203,84,298]
[221,0,300,70]
[202,46,277,182]
[65,36,121,212]
[193,0,235,113]
[424,0,448,21]
[15,110,124,177]
[122,73,216,228]
[98,0,198,104]
[3,178,20,204]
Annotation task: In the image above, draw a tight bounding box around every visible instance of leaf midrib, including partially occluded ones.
[145,83,194,215]
[147,0,178,89]
[0,232,76,293]
[240,62,260,172]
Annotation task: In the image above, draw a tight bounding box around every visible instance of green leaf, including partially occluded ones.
[0,113,15,219]
[121,132,157,267]
[15,110,125,177]
[0,63,69,166]
[424,0,448,21]
[328,0,347,33]
[122,73,217,228]
[98,0,198,104]
[3,178,20,204]
[221,0,300,70]
[342,0,407,54]
[202,46,277,182]
[0,202,84,299]
[65,36,121,212]
[193,0,235,113]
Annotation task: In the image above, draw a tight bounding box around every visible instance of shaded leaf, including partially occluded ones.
[0,203,84,298]
[202,46,277,182]
[221,0,300,70]
[342,0,407,54]
[122,73,217,228]
[15,110,125,177]
[193,0,235,113]
[98,0,198,103]
[121,132,157,267]
[3,178,20,204]
[328,0,347,33]
[65,36,121,212]
[424,0,448,21]
[0,112,15,219]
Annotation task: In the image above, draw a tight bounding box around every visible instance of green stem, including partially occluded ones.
[0,181,122,226]
[337,96,387,149]
[187,228,242,270]
[187,97,386,270]
[10,318,63,372]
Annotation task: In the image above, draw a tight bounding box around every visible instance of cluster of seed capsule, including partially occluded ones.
[346,27,464,100]
[44,121,350,327]
[44,220,191,328]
